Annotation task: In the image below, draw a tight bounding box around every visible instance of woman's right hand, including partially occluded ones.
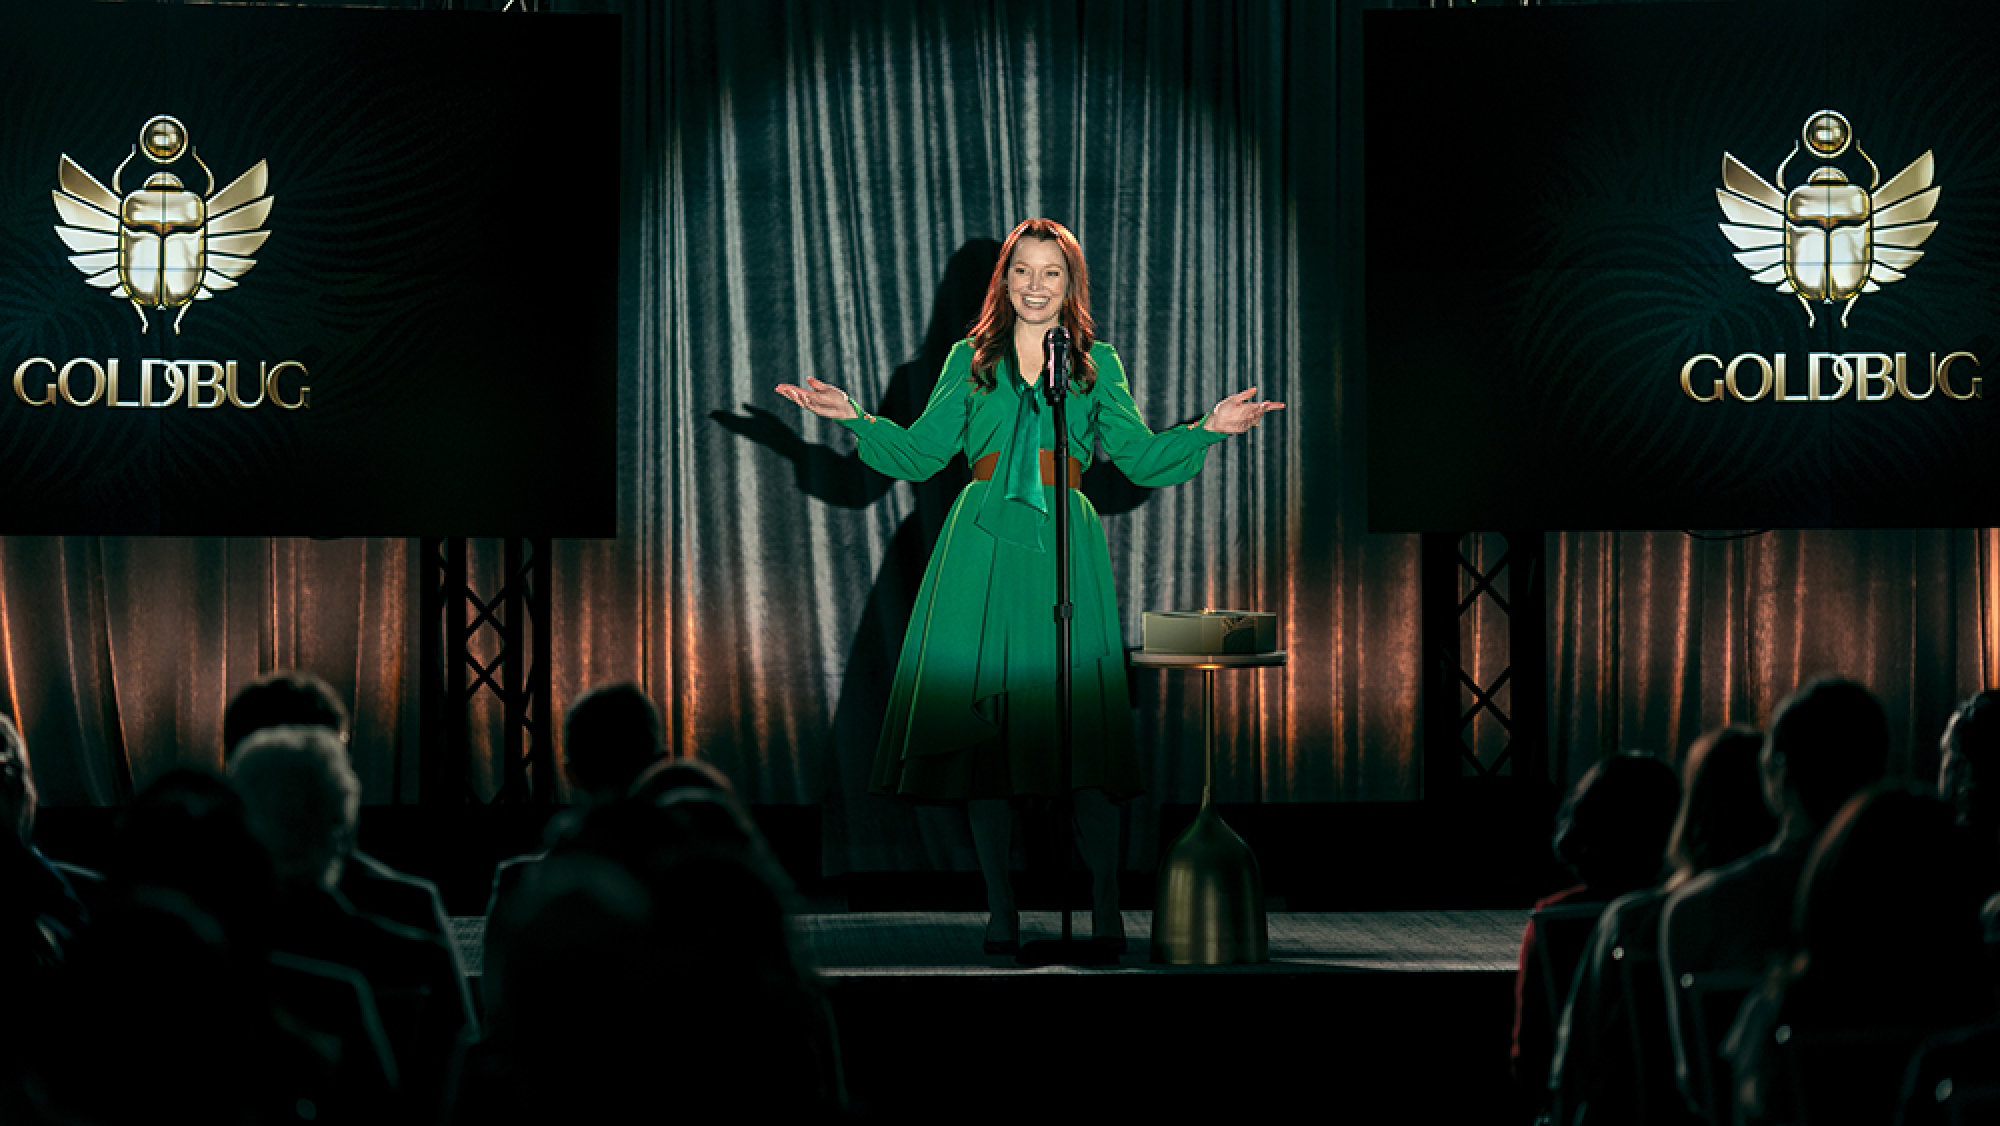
[775,377,859,421]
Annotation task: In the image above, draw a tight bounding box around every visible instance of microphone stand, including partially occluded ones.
[1017,325,1113,967]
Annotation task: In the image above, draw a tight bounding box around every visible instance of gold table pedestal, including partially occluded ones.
[1130,649,1287,965]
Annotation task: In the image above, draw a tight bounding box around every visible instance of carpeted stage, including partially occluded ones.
[451,909,1534,1121]
[797,909,1525,974]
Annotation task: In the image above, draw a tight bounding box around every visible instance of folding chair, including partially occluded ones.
[1533,902,1610,1025]
[1614,939,1680,1125]
[1778,1024,1931,1126]
[1678,969,1760,1125]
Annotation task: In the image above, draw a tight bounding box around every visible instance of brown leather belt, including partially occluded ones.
[971,451,1083,490]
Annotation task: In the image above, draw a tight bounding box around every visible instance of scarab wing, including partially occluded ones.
[1716,153,1792,290]
[195,159,273,300]
[1865,150,1939,292]
[51,155,129,298]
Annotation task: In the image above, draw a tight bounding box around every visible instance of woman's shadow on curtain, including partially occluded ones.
[711,237,1152,875]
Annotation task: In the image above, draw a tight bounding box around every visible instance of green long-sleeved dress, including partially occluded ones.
[839,337,1229,801]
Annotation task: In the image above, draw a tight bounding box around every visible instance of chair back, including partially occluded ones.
[1946,1081,2000,1126]
[266,950,400,1092]
[1533,902,1610,1024]
[1613,939,1682,1125]
[1678,970,1760,1125]
[1777,1024,1931,1126]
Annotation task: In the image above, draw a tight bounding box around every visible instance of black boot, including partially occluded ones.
[968,798,1018,955]
[1071,788,1124,954]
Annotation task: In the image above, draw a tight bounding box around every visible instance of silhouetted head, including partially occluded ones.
[1763,678,1890,829]
[1793,783,1989,1011]
[489,844,819,1113]
[229,726,359,891]
[562,683,664,803]
[491,851,659,1041]
[1940,689,2000,829]
[628,755,734,804]
[1665,726,1779,884]
[109,769,278,951]
[0,716,33,845]
[968,218,1099,392]
[566,777,791,906]
[222,670,348,762]
[645,846,799,985]
[1553,751,1682,894]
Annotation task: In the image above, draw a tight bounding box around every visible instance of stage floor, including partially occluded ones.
[451,909,1529,977]
[801,909,1528,974]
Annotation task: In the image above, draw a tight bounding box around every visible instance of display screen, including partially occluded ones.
[1366,0,2000,531]
[0,3,619,535]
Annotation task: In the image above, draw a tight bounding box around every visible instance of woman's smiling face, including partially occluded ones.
[1007,237,1068,329]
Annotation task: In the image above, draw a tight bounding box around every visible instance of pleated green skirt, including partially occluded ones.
[869,479,1144,801]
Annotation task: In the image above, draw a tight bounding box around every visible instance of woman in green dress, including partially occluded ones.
[778,218,1281,953]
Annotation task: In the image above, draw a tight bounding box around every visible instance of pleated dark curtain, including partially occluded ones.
[10,1,1997,875]
[0,537,414,806]
[1549,529,2000,794]
[566,0,1413,871]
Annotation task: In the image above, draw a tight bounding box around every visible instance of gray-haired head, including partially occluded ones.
[228,725,359,890]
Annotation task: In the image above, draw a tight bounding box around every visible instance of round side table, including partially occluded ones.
[1129,648,1287,965]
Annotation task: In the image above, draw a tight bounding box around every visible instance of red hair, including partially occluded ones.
[968,218,1098,393]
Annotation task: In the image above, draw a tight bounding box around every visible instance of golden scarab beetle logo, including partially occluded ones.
[51,115,273,333]
[1716,110,1938,328]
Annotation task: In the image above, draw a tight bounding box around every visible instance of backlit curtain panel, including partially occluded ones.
[557,0,1412,873]
[1549,527,1995,795]
[0,536,414,807]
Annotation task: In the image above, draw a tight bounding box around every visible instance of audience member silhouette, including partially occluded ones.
[1725,784,1994,1126]
[224,670,456,952]
[1939,690,2000,835]
[1938,691,2000,914]
[457,765,846,1122]
[31,659,2000,1125]
[0,713,95,1124]
[232,726,472,1123]
[1659,677,1890,1114]
[480,682,668,1012]
[102,770,280,952]
[1514,751,1682,1100]
[564,776,802,951]
[1549,726,1776,1126]
[0,715,88,984]
[629,752,736,803]
[45,887,335,1124]
[1890,690,2000,1126]
[41,768,398,1124]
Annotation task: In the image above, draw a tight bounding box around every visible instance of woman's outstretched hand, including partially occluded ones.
[775,377,859,421]
[1203,387,1285,434]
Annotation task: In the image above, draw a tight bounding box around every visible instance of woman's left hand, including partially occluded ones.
[1203,387,1286,434]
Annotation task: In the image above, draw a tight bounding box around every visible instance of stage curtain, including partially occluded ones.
[551,0,1418,873]
[1549,529,1993,796]
[0,537,414,807]
[10,2,1423,871]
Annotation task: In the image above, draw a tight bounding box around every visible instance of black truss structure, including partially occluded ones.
[1421,531,1547,797]
[419,537,555,806]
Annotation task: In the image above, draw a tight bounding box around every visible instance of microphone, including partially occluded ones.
[1043,325,1071,407]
